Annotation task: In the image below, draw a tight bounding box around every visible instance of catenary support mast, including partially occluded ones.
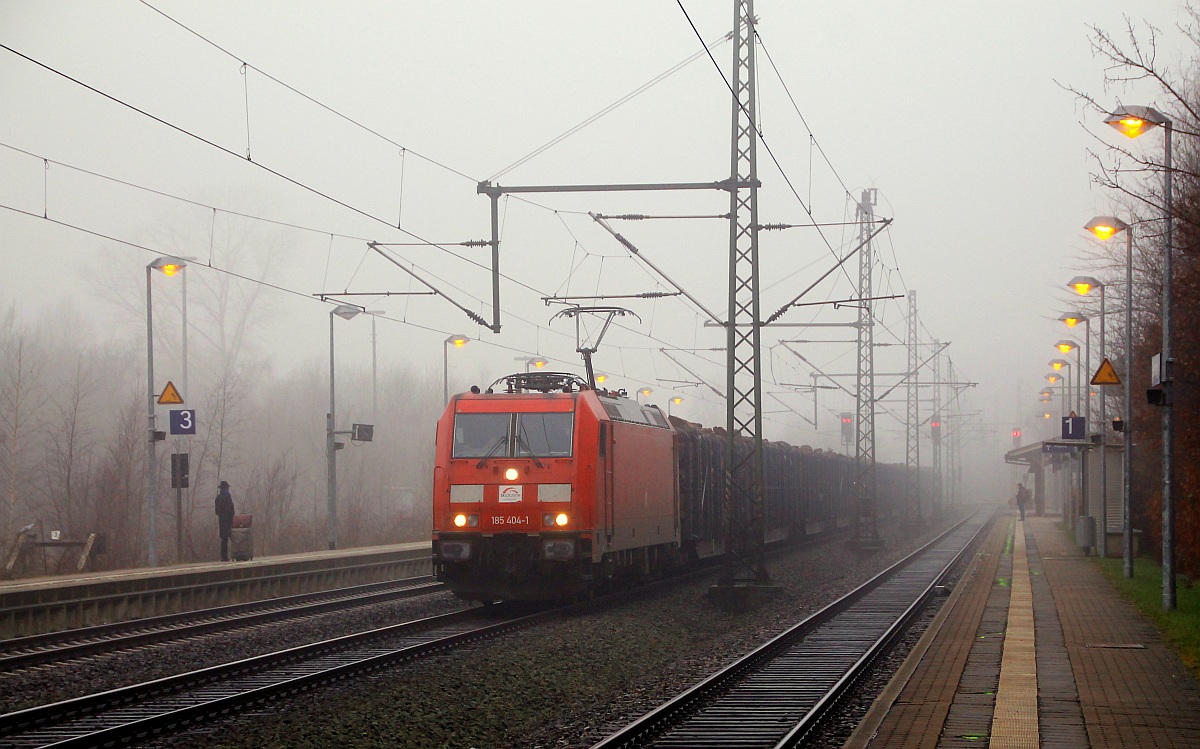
[906,290,921,519]
[720,0,769,587]
[853,189,880,544]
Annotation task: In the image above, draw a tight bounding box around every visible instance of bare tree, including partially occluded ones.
[0,308,47,558]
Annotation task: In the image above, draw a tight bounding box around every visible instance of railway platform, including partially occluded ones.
[0,541,431,638]
[847,513,1200,748]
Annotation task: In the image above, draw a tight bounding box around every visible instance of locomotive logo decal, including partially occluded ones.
[499,485,524,503]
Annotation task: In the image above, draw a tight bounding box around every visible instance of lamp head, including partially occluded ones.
[1068,275,1102,296]
[594,373,608,384]
[1058,313,1085,328]
[671,396,683,405]
[1055,340,1078,354]
[332,304,362,320]
[1104,105,1168,139]
[149,256,188,277]
[1046,373,1060,384]
[639,387,652,397]
[1049,359,1068,371]
[1085,216,1129,241]
[445,334,469,348]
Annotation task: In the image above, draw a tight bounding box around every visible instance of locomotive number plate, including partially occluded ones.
[492,515,529,526]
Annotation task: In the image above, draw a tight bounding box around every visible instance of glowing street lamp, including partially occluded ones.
[1104,104,1176,608]
[145,256,187,566]
[327,304,363,550]
[1104,104,1169,139]
[637,387,652,403]
[444,334,470,404]
[594,373,608,385]
[1059,312,1085,329]
[1086,214,1135,578]
[1055,340,1082,414]
[515,355,549,373]
[669,395,683,417]
[1049,359,1068,372]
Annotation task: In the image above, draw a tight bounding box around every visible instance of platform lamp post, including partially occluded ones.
[145,256,187,567]
[1069,275,1107,558]
[1056,339,1084,529]
[1104,105,1175,609]
[1055,340,1082,414]
[1046,370,1067,416]
[327,304,364,551]
[637,387,652,404]
[1058,312,1091,424]
[1086,216,1135,577]
[443,334,469,404]
[669,396,683,417]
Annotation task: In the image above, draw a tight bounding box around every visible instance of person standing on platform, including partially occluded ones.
[215,480,235,561]
[1015,483,1029,521]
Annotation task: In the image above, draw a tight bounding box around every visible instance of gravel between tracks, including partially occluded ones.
[140,512,965,749]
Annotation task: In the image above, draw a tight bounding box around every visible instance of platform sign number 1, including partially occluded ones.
[169,409,197,436]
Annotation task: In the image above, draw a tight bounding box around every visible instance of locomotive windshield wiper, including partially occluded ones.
[515,426,546,468]
[475,436,509,468]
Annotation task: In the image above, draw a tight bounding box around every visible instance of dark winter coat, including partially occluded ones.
[215,489,235,526]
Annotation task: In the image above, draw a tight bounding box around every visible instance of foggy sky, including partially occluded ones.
[0,1,1190,486]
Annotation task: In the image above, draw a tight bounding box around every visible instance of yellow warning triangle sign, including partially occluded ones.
[157,381,184,405]
[1091,358,1122,386]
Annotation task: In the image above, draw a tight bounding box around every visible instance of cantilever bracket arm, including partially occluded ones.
[368,242,492,330]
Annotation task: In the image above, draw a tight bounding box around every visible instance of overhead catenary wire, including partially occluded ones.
[12,7,968,428]
[486,30,735,182]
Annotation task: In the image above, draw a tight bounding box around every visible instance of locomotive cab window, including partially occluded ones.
[516,412,574,457]
[452,413,511,458]
[452,412,574,458]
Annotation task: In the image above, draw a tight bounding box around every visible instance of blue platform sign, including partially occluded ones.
[169,409,197,436]
[1061,415,1085,441]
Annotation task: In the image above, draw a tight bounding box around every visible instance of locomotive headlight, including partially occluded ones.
[542,512,570,527]
[452,513,479,528]
[504,467,519,481]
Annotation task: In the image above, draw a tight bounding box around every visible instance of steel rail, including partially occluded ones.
[0,603,558,748]
[591,511,992,748]
[0,576,443,671]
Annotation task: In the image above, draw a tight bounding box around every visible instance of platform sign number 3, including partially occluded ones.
[169,409,197,436]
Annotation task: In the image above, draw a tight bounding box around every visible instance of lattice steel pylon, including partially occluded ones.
[853,188,880,543]
[906,290,922,519]
[931,339,943,514]
[720,0,769,586]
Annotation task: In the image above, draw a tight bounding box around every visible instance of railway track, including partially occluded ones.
[0,602,560,748]
[0,576,444,671]
[591,511,992,749]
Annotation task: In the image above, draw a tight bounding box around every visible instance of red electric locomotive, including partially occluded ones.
[432,372,680,602]
[432,371,918,602]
